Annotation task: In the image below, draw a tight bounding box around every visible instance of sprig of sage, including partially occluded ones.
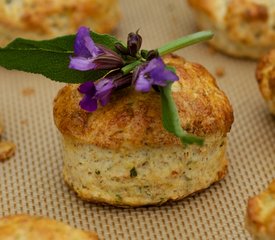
[0,30,213,146]
[0,32,120,83]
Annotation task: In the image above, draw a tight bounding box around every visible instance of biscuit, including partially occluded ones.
[0,0,120,46]
[256,49,275,114]
[0,215,98,239]
[53,54,234,207]
[246,180,275,240]
[188,0,275,59]
[0,141,16,161]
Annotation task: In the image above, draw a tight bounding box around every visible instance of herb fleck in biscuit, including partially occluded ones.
[0,215,98,240]
[188,0,275,59]
[53,54,234,207]
[246,180,275,240]
[0,0,120,46]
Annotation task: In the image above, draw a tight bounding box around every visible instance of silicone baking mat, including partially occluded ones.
[0,0,274,239]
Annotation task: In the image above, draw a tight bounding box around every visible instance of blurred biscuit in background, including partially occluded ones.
[0,0,121,46]
[256,49,275,115]
[0,215,98,239]
[187,0,275,59]
[246,180,275,240]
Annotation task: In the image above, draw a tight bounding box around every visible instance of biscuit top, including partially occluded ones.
[256,49,275,101]
[188,0,275,48]
[247,180,275,238]
[53,55,233,149]
[0,215,98,240]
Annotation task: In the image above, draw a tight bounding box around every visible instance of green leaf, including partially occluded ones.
[0,31,120,83]
[160,82,204,146]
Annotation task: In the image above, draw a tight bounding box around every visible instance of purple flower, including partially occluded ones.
[69,27,124,71]
[78,73,132,112]
[78,79,114,112]
[133,57,179,92]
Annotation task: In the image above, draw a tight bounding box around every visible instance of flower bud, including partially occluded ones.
[140,49,148,59]
[115,42,129,55]
[127,31,142,57]
[146,49,159,60]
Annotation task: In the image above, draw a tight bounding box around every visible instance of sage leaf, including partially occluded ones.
[160,82,204,146]
[0,32,121,83]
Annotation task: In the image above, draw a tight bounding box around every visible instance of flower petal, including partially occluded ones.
[151,68,179,84]
[99,94,111,106]
[149,57,179,85]
[84,36,102,57]
[74,27,93,58]
[71,27,123,71]
[78,81,96,95]
[69,56,98,71]
[135,74,152,92]
[146,57,165,72]
[79,95,98,112]
[95,78,114,106]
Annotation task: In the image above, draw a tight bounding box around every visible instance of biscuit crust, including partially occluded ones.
[0,215,98,240]
[54,55,233,150]
[0,0,120,46]
[256,49,275,114]
[246,180,275,240]
[188,0,275,59]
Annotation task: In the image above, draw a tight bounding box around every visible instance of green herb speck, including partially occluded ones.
[116,194,122,201]
[130,167,137,177]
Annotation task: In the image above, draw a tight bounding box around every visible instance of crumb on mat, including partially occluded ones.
[22,88,35,96]
[20,119,29,126]
[215,67,225,77]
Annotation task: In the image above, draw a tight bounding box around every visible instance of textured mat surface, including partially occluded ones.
[0,0,274,239]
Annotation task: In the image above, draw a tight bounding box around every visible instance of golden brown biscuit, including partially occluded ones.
[188,0,275,59]
[246,180,275,240]
[0,215,98,240]
[53,54,234,207]
[256,49,275,114]
[0,0,120,46]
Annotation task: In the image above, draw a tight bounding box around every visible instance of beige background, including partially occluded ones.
[0,0,274,239]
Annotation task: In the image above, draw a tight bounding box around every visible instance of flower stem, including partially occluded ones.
[121,60,142,74]
[158,31,213,56]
